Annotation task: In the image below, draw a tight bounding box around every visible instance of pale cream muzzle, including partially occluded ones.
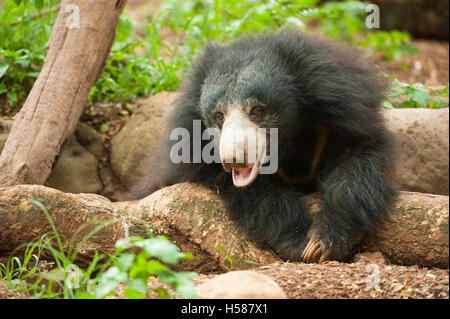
[219,110,267,188]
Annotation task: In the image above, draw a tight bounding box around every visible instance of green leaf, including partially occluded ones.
[400,43,419,55]
[128,278,148,292]
[115,237,137,251]
[16,59,30,68]
[7,91,18,102]
[146,259,169,273]
[100,123,109,133]
[382,101,394,109]
[431,101,448,109]
[95,266,127,298]
[116,253,135,272]
[0,83,7,94]
[0,64,9,79]
[172,272,198,299]
[409,90,430,107]
[397,100,414,108]
[124,288,145,299]
[34,0,44,10]
[182,252,194,260]
[215,244,233,265]
[388,90,402,99]
[74,292,96,299]
[142,238,184,264]
[389,78,406,89]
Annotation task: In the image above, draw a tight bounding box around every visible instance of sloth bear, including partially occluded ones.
[127,29,397,263]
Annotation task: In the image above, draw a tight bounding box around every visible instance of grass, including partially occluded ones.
[0,0,59,108]
[0,199,197,299]
[215,244,259,271]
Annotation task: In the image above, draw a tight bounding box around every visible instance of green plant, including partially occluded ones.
[87,15,187,103]
[312,0,368,42]
[92,236,197,299]
[215,244,259,271]
[361,30,419,61]
[157,0,418,60]
[0,199,197,299]
[384,77,449,109]
[301,2,418,61]
[0,0,421,110]
[0,0,60,107]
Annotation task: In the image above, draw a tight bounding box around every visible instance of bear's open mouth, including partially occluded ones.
[232,161,261,188]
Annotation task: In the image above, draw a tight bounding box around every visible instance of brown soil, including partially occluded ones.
[195,256,449,299]
[376,39,449,86]
[2,256,448,299]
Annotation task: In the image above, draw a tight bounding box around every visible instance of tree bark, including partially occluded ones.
[0,184,447,270]
[0,0,127,187]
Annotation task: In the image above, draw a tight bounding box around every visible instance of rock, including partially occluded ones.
[99,166,126,201]
[383,108,449,195]
[110,92,178,186]
[2,119,106,195]
[74,122,105,159]
[45,132,103,194]
[196,271,287,299]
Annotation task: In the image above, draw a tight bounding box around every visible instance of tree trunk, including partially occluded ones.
[0,184,447,270]
[0,0,127,187]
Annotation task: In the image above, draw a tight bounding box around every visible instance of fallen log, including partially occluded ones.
[0,184,448,269]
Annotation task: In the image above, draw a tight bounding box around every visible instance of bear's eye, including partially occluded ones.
[214,112,225,125]
[250,106,265,119]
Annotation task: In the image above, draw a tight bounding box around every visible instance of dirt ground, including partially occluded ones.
[256,259,448,299]
[376,39,449,86]
[2,253,447,299]
[194,256,449,299]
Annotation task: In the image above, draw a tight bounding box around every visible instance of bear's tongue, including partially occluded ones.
[232,165,256,188]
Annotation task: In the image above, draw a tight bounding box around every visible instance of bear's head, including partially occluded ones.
[195,41,302,187]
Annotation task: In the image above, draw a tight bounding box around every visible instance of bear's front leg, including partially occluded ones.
[217,175,313,261]
[301,151,396,263]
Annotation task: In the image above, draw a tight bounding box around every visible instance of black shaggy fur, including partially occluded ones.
[127,30,397,262]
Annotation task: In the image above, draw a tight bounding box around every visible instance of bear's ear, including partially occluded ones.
[191,41,222,79]
[202,40,222,59]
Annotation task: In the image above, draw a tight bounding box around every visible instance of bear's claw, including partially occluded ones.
[301,238,331,263]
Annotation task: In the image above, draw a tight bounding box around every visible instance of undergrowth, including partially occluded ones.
[0,199,197,299]
[0,0,428,110]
